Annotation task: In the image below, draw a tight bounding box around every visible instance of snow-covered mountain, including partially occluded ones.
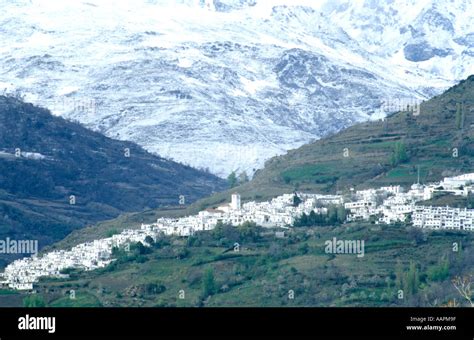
[1,0,473,178]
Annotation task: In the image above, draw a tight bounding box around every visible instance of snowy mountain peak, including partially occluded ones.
[1,0,473,177]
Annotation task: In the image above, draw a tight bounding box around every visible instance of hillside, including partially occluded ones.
[4,76,474,308]
[50,75,474,250]
[169,74,474,212]
[250,75,474,191]
[224,74,473,199]
[4,223,474,307]
[0,96,225,266]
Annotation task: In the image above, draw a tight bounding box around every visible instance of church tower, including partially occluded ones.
[231,193,241,211]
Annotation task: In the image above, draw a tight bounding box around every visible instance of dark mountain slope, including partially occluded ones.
[0,96,225,264]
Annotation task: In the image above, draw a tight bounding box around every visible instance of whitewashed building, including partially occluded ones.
[413,206,474,231]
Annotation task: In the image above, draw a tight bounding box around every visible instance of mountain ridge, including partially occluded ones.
[1,0,473,177]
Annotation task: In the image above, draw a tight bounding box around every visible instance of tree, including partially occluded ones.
[404,261,419,296]
[238,171,249,184]
[452,275,473,307]
[302,212,311,225]
[337,205,347,223]
[468,193,474,209]
[308,210,317,224]
[328,206,338,224]
[395,260,404,290]
[407,227,426,245]
[144,236,154,246]
[294,205,346,227]
[176,247,190,259]
[390,141,408,166]
[455,103,466,130]
[202,268,216,297]
[456,103,462,129]
[292,194,302,207]
[132,241,151,255]
[427,256,449,282]
[227,171,238,189]
[404,213,412,226]
[461,103,466,129]
[238,221,258,241]
[212,221,225,239]
[398,142,408,163]
[298,243,309,255]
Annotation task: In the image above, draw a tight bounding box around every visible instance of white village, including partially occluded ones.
[1,173,474,291]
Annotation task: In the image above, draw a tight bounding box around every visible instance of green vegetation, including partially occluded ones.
[202,268,217,298]
[293,206,346,227]
[426,256,450,282]
[403,261,420,297]
[386,167,411,179]
[106,229,120,237]
[418,193,474,209]
[211,221,261,245]
[227,171,238,188]
[110,241,153,266]
[390,141,408,166]
[238,171,249,184]
[23,294,46,307]
[8,222,473,307]
[455,102,466,129]
[280,164,334,183]
[49,292,102,307]
[292,194,302,207]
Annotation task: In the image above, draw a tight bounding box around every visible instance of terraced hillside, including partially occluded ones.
[4,223,474,307]
[49,75,474,253]
[162,74,474,216]
[251,75,474,193]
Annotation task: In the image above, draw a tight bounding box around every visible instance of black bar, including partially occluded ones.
[0,307,472,339]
